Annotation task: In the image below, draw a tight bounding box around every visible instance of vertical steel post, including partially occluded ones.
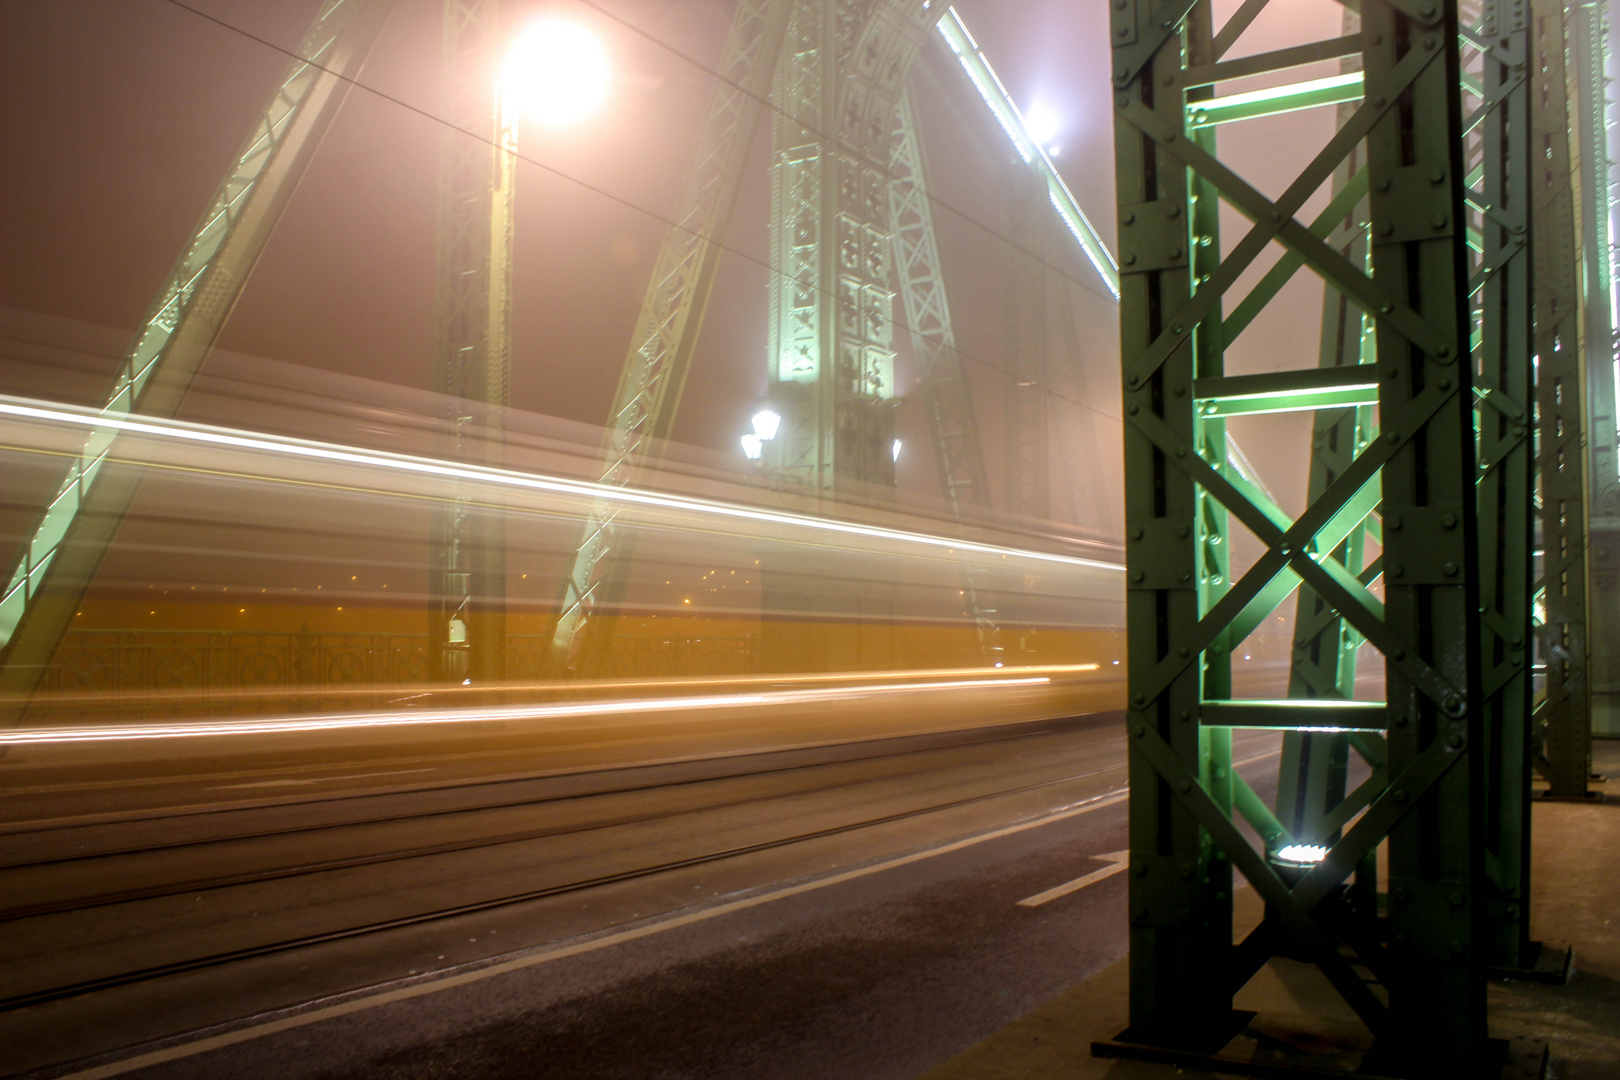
[1531,0,1596,797]
[1470,0,1537,969]
[1569,0,1620,737]
[430,0,511,686]
[1114,1,1237,1049]
[1106,1,1490,1068]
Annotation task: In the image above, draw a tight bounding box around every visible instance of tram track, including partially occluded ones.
[0,715,1149,1012]
[0,721,1120,921]
[0,717,1278,1018]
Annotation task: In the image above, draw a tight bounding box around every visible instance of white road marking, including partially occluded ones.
[1014,745,1283,909]
[54,788,1136,1079]
[1017,850,1128,907]
[58,744,1284,1079]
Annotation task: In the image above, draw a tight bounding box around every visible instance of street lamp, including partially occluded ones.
[742,409,781,461]
[503,18,611,131]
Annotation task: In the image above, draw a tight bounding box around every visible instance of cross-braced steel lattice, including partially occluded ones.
[1103,1,1499,1070]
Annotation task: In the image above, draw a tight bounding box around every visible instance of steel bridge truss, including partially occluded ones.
[1107,0,1511,1068]
[430,0,515,686]
[0,0,396,721]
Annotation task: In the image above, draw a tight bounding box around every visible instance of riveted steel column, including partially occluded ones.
[1470,0,1537,969]
[1363,0,1487,1057]
[1530,0,1595,797]
[1116,1,1237,1049]
[1108,0,1488,1067]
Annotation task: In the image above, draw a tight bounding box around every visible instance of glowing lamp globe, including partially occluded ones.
[505,19,610,131]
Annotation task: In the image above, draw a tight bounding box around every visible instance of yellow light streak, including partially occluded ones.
[0,676,1052,745]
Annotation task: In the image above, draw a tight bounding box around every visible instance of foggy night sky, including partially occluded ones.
[0,0,1420,540]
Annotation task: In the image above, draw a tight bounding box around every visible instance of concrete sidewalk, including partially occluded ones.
[922,742,1620,1080]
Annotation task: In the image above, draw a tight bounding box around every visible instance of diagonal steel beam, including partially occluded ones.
[0,0,396,720]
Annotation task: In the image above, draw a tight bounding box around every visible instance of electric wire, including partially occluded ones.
[155,0,1127,429]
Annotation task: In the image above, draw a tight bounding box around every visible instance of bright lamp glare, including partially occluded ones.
[1274,843,1329,867]
[892,439,903,462]
[740,433,763,460]
[1023,103,1060,147]
[505,19,609,130]
[752,410,781,440]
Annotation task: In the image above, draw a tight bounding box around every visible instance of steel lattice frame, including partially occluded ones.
[1107,0,1493,1067]
[887,87,1002,658]
[430,0,513,685]
[547,0,791,675]
[0,0,395,720]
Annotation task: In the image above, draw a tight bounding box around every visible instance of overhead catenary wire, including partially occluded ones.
[157,0,1127,429]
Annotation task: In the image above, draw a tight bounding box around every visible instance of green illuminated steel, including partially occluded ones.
[0,0,394,717]
[763,1,942,494]
[1467,1,1536,970]
[1187,71,1364,128]
[936,7,1119,300]
[1109,0,1490,1068]
[1278,15,1378,900]
[548,0,790,675]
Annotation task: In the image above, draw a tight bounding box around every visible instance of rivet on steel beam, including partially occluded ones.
[1444,561,1458,576]
[1171,321,1185,334]
[1122,211,1136,225]
[1167,205,1181,219]
[1441,512,1457,527]
[1178,646,1190,658]
[1386,430,1400,443]
[1178,779,1191,792]
[1128,403,1140,415]
[1131,569,1145,582]
[1131,527,1144,539]
[1163,131,1177,143]
[1174,524,1189,537]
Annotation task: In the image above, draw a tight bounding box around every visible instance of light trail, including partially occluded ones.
[0,675,1054,745]
[0,396,1125,582]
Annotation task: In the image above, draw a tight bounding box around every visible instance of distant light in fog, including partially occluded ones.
[892,439,903,462]
[505,19,609,130]
[752,410,782,440]
[1023,103,1060,147]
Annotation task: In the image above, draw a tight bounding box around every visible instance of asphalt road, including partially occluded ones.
[5,715,1282,1080]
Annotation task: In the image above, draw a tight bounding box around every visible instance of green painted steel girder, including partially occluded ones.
[1110,1,1491,1069]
